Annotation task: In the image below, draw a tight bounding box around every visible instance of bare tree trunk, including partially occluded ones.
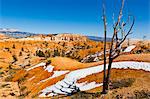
[101,0,107,94]
[105,58,113,90]
[104,27,116,90]
[101,0,134,94]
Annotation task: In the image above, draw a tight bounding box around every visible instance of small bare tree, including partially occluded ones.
[102,0,135,94]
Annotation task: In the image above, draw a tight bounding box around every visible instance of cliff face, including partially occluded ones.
[54,34,87,41]
[19,33,88,42]
[0,28,88,42]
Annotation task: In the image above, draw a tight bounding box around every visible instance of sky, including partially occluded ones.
[0,0,150,39]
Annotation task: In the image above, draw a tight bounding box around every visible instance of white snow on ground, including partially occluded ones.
[44,65,54,72]
[39,61,150,97]
[26,62,55,73]
[40,71,69,83]
[50,71,69,79]
[78,82,103,91]
[77,82,103,91]
[26,62,46,71]
[124,45,136,52]
[65,66,103,82]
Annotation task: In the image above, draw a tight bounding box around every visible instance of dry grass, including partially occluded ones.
[11,66,67,97]
[48,54,150,71]
[115,54,150,62]
[0,40,104,68]
[6,53,150,98]
[0,82,20,98]
[0,38,149,98]
[50,57,98,70]
[77,69,150,98]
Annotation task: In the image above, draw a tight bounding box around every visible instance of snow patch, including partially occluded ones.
[40,71,69,83]
[26,63,55,72]
[51,71,69,78]
[26,62,46,71]
[78,82,103,91]
[39,61,150,97]
[124,45,136,52]
[44,65,54,72]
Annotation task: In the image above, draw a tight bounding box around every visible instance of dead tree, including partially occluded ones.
[102,0,135,94]
[102,0,107,94]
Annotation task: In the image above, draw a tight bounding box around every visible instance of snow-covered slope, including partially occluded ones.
[26,62,46,71]
[39,71,70,83]
[124,45,136,52]
[39,61,150,97]
[26,62,54,72]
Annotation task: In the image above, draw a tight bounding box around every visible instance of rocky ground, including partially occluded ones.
[0,34,150,98]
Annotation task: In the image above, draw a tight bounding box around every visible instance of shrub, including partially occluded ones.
[0,71,4,75]
[46,59,51,66]
[61,50,65,57]
[5,76,13,82]
[21,47,24,51]
[4,47,10,51]
[19,52,22,56]
[43,41,48,47]
[110,78,135,89]
[19,91,31,98]
[134,90,150,99]
[12,44,15,49]
[25,91,31,96]
[8,64,12,69]
[54,49,60,56]
[70,91,102,99]
[12,55,18,62]
[36,50,45,57]
[10,92,15,96]
[20,86,27,91]
[18,77,26,83]
[31,93,38,98]
[115,94,123,99]
[45,50,51,58]
[8,70,16,75]
[1,84,9,88]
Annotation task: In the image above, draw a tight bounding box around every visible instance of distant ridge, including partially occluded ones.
[87,36,112,42]
[0,28,36,38]
[0,28,112,41]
